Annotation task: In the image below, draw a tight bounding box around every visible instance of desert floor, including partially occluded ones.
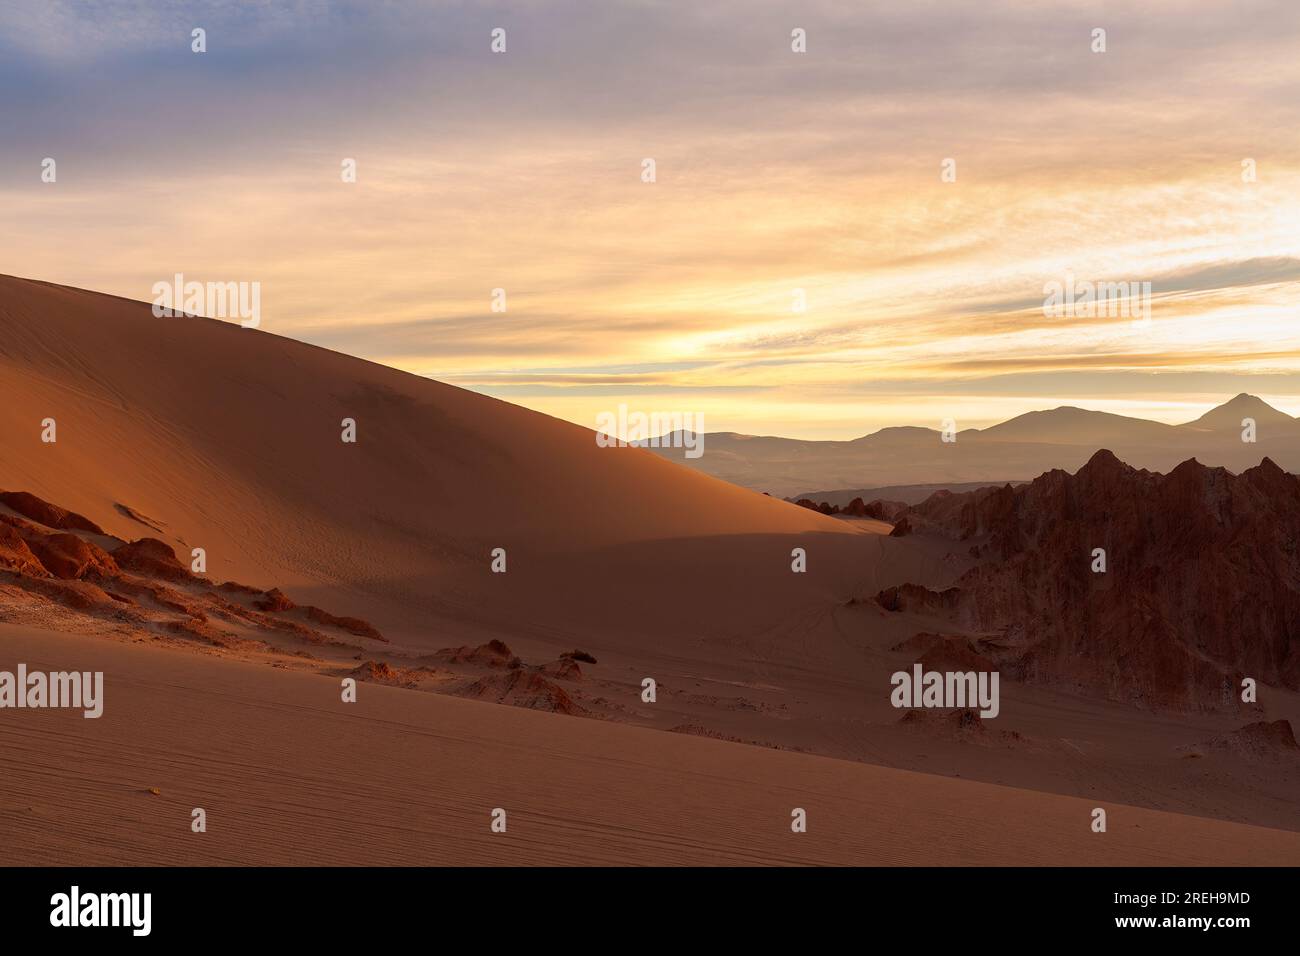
[3,624,1297,866]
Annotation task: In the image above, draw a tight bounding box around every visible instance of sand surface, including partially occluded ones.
[4,624,1297,866]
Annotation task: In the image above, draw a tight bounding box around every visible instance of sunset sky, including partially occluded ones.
[2,0,1298,439]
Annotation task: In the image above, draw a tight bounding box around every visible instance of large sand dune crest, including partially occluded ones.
[0,274,859,648]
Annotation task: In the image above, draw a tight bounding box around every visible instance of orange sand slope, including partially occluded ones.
[3,624,1297,866]
[0,274,874,649]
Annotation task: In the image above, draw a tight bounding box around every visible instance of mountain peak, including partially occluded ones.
[1224,392,1271,409]
[1078,448,1130,476]
[1183,394,1295,429]
[979,406,1175,445]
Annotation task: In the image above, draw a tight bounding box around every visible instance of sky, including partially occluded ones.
[1,0,1298,439]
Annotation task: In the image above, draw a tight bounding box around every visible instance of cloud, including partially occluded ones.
[2,0,1299,437]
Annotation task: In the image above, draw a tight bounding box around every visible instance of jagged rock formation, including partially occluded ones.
[877,451,1300,711]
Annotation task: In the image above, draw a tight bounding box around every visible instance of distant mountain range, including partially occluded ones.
[644,394,1300,497]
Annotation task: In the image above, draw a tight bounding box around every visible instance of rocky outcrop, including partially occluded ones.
[434,639,517,668]
[26,532,119,580]
[0,488,386,648]
[0,524,48,576]
[794,496,908,520]
[0,490,104,534]
[255,587,296,612]
[456,668,583,715]
[1187,719,1299,762]
[349,660,436,687]
[303,605,385,641]
[875,583,962,615]
[865,498,909,521]
[540,657,583,681]
[880,451,1300,711]
[111,537,192,581]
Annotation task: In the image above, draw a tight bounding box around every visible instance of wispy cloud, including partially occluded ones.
[1,0,1298,437]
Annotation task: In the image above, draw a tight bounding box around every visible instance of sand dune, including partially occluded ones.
[4,625,1296,867]
[0,274,858,648]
